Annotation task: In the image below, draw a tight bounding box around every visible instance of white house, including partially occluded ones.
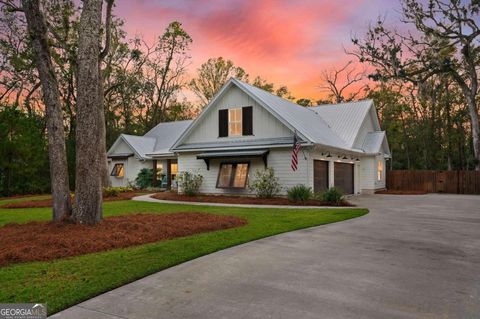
[108,78,390,195]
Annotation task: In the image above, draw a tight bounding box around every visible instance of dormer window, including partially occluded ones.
[219,106,253,137]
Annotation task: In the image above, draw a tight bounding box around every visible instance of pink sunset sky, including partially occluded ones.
[114,0,402,102]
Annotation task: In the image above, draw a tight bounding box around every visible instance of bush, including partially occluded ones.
[177,171,203,196]
[287,184,312,203]
[249,167,282,198]
[135,168,153,189]
[103,187,119,197]
[319,187,344,205]
[103,186,134,197]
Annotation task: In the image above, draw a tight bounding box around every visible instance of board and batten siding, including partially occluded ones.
[183,86,293,144]
[177,148,308,195]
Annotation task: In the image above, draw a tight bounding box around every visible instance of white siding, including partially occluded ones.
[109,157,151,187]
[178,148,307,195]
[183,86,293,144]
[358,154,386,193]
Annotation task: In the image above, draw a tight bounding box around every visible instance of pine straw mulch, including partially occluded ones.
[0,213,247,267]
[152,192,353,207]
[0,192,144,209]
[375,190,428,195]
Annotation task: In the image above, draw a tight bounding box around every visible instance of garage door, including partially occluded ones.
[334,163,354,194]
[313,160,329,193]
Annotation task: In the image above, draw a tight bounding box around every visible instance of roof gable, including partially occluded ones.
[172,78,349,151]
[310,100,374,148]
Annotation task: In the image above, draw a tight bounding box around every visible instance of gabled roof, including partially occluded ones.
[107,120,193,160]
[233,79,349,150]
[310,100,374,148]
[145,120,192,156]
[363,131,391,156]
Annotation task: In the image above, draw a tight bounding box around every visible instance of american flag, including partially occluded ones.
[291,132,301,171]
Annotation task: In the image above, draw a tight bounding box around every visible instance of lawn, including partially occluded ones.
[0,196,368,314]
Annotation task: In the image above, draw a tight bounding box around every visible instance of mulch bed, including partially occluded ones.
[0,213,246,267]
[152,192,353,207]
[0,192,144,209]
[375,190,428,195]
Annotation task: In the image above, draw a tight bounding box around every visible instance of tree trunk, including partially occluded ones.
[465,93,480,171]
[71,0,104,225]
[98,66,110,187]
[22,0,71,221]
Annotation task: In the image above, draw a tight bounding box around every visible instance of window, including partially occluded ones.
[110,163,124,178]
[228,108,242,136]
[216,163,249,188]
[377,160,383,181]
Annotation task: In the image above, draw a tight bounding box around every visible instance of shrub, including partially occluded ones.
[135,168,153,189]
[103,186,134,197]
[177,171,203,196]
[249,167,282,198]
[320,187,344,205]
[287,184,312,203]
[103,187,119,197]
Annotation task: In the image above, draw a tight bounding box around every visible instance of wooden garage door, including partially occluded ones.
[334,163,354,194]
[313,160,329,193]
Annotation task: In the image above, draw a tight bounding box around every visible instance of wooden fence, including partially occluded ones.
[386,170,480,195]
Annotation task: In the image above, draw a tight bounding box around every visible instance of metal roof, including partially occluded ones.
[197,149,269,159]
[232,79,350,150]
[362,131,390,156]
[310,100,373,148]
[108,121,193,159]
[174,137,302,152]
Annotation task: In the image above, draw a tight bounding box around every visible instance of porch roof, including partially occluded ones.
[196,149,269,170]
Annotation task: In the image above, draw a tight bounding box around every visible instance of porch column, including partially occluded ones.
[166,158,172,189]
[152,160,158,187]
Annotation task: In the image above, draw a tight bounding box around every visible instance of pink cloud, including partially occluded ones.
[114,0,398,100]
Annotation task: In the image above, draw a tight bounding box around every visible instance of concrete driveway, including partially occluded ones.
[52,194,480,319]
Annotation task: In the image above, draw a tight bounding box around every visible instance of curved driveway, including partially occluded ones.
[52,194,480,319]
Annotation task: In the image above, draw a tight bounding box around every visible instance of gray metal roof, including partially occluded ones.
[145,120,193,155]
[174,137,302,152]
[197,149,269,159]
[232,79,350,150]
[362,131,390,155]
[310,100,373,148]
[108,120,193,159]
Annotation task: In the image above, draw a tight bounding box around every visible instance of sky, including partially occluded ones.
[114,0,402,102]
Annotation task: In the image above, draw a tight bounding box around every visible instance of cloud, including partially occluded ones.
[115,0,397,99]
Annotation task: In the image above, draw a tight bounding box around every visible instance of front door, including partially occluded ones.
[313,160,329,193]
[334,163,354,194]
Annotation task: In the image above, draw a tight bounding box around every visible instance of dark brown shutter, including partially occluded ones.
[218,109,228,137]
[242,106,253,135]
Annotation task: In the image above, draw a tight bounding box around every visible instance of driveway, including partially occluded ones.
[52,194,480,319]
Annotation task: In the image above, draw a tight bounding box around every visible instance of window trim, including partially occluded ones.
[228,107,242,137]
[110,163,124,178]
[216,162,250,189]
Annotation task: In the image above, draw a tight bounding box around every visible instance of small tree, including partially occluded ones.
[177,171,203,196]
[249,167,281,198]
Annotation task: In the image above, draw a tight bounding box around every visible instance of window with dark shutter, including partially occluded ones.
[242,106,253,135]
[218,109,228,137]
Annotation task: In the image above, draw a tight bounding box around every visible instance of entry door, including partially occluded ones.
[313,160,329,193]
[334,163,354,194]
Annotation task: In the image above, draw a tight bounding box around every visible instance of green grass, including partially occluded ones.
[0,196,367,314]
